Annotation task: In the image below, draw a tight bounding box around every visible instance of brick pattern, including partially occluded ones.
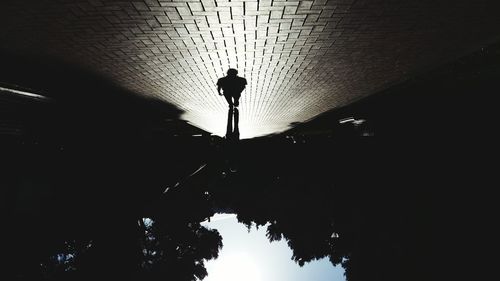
[1,0,499,138]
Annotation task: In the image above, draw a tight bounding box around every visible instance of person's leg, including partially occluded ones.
[226,107,233,139]
[224,94,233,108]
[233,108,239,140]
[233,95,240,107]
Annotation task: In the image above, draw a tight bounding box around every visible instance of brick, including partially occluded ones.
[132,1,150,11]
[286,5,300,15]
[1,0,499,138]
[298,1,314,10]
[270,9,283,19]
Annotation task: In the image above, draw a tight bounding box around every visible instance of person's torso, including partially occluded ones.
[219,76,246,94]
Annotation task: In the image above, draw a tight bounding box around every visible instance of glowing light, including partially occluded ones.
[201,213,236,224]
[204,252,262,281]
[339,117,355,124]
[201,214,346,281]
[0,86,48,99]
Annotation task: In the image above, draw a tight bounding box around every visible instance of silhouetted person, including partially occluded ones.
[217,68,247,108]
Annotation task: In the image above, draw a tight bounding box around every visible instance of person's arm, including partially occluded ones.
[242,78,247,91]
[217,79,223,95]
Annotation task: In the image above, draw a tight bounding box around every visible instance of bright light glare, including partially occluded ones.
[183,110,285,139]
[201,214,345,281]
[201,213,236,224]
[204,252,262,281]
[339,117,355,124]
[0,86,48,99]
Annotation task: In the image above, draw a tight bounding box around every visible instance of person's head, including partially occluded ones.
[227,68,238,76]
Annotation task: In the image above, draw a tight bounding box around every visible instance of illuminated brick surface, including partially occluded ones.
[1,0,499,138]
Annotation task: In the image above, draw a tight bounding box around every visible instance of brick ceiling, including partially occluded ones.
[1,0,499,138]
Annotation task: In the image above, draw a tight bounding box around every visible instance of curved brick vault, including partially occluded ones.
[1,0,499,138]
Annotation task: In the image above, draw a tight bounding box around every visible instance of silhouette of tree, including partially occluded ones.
[139,218,222,281]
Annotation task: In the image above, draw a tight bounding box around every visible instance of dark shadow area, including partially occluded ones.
[0,50,213,280]
[283,40,500,280]
[1,41,499,281]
